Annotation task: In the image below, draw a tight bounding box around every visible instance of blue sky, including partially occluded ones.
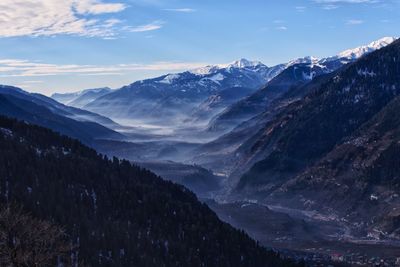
[0,0,399,95]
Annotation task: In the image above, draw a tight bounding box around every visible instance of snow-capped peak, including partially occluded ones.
[226,58,263,69]
[190,58,265,75]
[287,56,320,67]
[190,65,221,76]
[338,37,397,60]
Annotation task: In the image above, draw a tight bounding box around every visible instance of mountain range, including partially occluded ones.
[191,37,398,173]
[207,37,398,133]
[53,37,397,137]
[2,36,400,264]
[80,59,285,127]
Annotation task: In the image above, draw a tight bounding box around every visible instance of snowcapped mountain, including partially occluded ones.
[54,37,397,133]
[207,37,398,134]
[191,58,285,82]
[336,36,397,60]
[283,37,398,75]
[83,59,286,124]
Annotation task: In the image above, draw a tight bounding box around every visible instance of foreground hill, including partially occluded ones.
[0,115,298,267]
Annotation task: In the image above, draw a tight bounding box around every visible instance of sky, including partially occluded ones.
[0,0,399,95]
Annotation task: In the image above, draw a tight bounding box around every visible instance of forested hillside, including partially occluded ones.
[0,115,299,267]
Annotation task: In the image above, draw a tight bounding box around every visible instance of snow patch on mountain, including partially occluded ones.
[190,59,266,76]
[201,73,225,85]
[338,37,397,60]
[226,58,263,69]
[288,56,320,67]
[159,74,181,84]
[285,37,397,71]
[191,65,222,76]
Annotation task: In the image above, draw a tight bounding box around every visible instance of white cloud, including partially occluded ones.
[127,21,165,32]
[276,26,288,31]
[273,20,285,24]
[0,58,207,77]
[163,8,196,13]
[322,4,339,9]
[74,0,126,14]
[313,0,380,9]
[0,0,127,38]
[346,19,364,25]
[19,80,44,84]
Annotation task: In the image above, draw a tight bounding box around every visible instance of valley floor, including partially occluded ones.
[207,200,400,266]
[96,114,400,266]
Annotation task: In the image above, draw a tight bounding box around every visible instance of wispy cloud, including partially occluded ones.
[0,0,127,38]
[295,6,307,12]
[273,20,287,31]
[273,20,285,24]
[276,26,288,31]
[313,0,380,9]
[74,0,126,14]
[346,19,364,25]
[313,0,380,3]
[127,21,165,32]
[13,80,45,89]
[322,4,339,9]
[0,59,207,77]
[163,8,196,13]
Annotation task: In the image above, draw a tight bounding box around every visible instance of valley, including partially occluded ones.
[2,1,400,266]
[1,36,400,266]
[208,201,400,265]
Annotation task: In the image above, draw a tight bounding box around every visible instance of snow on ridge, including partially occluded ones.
[338,37,397,60]
[190,65,221,76]
[225,58,263,69]
[200,73,225,85]
[190,58,266,76]
[287,56,320,67]
[158,74,181,84]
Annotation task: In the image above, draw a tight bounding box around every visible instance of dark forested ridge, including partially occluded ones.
[0,116,299,267]
[237,39,400,193]
[273,95,400,238]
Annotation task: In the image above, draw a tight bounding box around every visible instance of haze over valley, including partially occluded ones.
[1,1,400,266]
